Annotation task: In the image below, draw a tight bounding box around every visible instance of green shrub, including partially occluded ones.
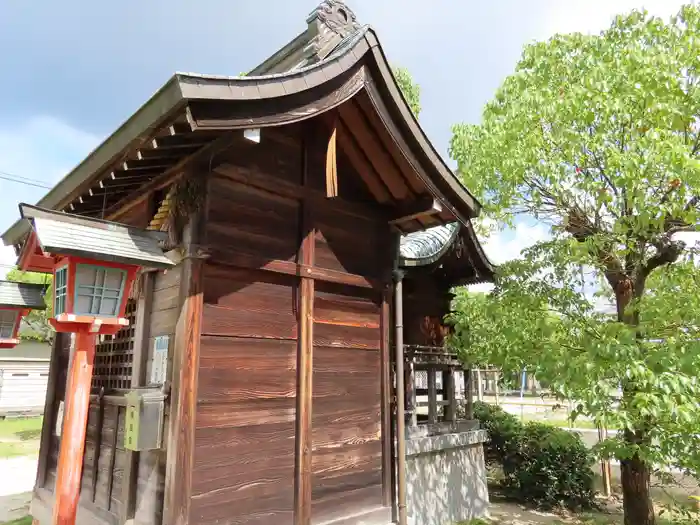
[473,401,595,510]
[473,401,521,466]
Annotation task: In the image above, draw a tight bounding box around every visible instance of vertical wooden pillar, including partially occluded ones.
[294,130,315,525]
[427,368,437,424]
[52,332,96,525]
[163,179,208,525]
[443,369,456,422]
[463,367,474,420]
[406,360,417,427]
[379,287,392,507]
[35,333,65,490]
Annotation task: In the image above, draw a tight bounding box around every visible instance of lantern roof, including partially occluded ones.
[18,204,175,270]
[0,280,47,310]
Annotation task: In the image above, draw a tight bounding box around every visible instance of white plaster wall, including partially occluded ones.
[405,430,489,525]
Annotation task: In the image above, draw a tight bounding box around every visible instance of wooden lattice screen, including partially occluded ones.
[91,299,137,393]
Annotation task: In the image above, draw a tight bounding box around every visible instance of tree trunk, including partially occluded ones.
[620,454,655,525]
[615,278,656,525]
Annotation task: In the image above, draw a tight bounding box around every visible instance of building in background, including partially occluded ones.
[0,337,51,417]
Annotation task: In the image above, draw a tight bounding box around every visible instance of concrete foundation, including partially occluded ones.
[405,428,489,525]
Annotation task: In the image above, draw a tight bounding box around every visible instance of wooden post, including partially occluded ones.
[494,370,500,406]
[406,359,417,427]
[393,272,408,525]
[379,287,392,507]
[35,333,65,490]
[163,184,208,525]
[294,130,315,525]
[443,369,456,422]
[427,368,437,424]
[52,331,96,525]
[463,368,474,420]
[476,369,483,401]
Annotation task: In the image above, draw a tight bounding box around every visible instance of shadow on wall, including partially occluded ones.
[405,431,490,525]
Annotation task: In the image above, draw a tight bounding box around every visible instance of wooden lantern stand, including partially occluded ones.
[14,203,174,525]
[49,320,128,525]
[52,331,96,525]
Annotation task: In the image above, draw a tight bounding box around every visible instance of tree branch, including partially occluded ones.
[636,237,685,288]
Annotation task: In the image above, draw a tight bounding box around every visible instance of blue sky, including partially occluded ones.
[0,0,689,276]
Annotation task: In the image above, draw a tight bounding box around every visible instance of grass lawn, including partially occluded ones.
[518,415,602,430]
[1,517,32,525]
[0,417,42,459]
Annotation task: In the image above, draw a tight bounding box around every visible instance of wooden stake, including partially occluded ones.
[52,332,96,525]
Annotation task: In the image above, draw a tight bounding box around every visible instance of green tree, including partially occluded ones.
[6,268,52,342]
[449,6,700,525]
[393,66,421,118]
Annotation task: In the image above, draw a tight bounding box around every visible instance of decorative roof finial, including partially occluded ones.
[307,0,360,39]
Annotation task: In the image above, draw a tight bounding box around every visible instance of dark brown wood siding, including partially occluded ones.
[311,282,383,524]
[191,122,392,525]
[133,268,180,525]
[191,164,300,525]
[403,276,452,347]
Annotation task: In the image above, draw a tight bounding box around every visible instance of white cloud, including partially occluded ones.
[0,116,98,184]
[540,0,689,39]
[482,221,551,266]
[0,116,99,278]
[0,245,16,279]
[468,220,551,293]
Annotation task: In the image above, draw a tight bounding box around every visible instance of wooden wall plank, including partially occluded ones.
[201,265,297,339]
[208,175,300,263]
[311,286,383,525]
[313,212,385,280]
[197,343,296,403]
[196,398,296,430]
[121,272,154,523]
[191,335,297,525]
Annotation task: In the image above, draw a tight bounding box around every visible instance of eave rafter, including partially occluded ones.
[64,116,228,218]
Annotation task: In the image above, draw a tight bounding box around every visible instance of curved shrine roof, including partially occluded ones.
[2,0,494,282]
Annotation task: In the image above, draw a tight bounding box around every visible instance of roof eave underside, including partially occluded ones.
[2,27,481,246]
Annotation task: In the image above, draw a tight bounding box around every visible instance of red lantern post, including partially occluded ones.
[15,204,174,525]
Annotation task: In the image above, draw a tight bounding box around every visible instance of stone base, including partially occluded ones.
[405,429,489,525]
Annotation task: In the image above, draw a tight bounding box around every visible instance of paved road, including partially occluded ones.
[0,456,37,522]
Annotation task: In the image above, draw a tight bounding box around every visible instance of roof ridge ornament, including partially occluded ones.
[307,0,360,39]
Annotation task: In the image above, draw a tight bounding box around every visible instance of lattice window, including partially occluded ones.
[91,299,137,393]
[54,266,68,315]
[415,370,443,389]
[0,310,18,339]
[75,264,126,317]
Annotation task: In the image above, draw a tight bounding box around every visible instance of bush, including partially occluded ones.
[473,401,521,466]
[473,401,595,510]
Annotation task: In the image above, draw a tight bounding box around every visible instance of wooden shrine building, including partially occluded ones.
[2,2,494,525]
